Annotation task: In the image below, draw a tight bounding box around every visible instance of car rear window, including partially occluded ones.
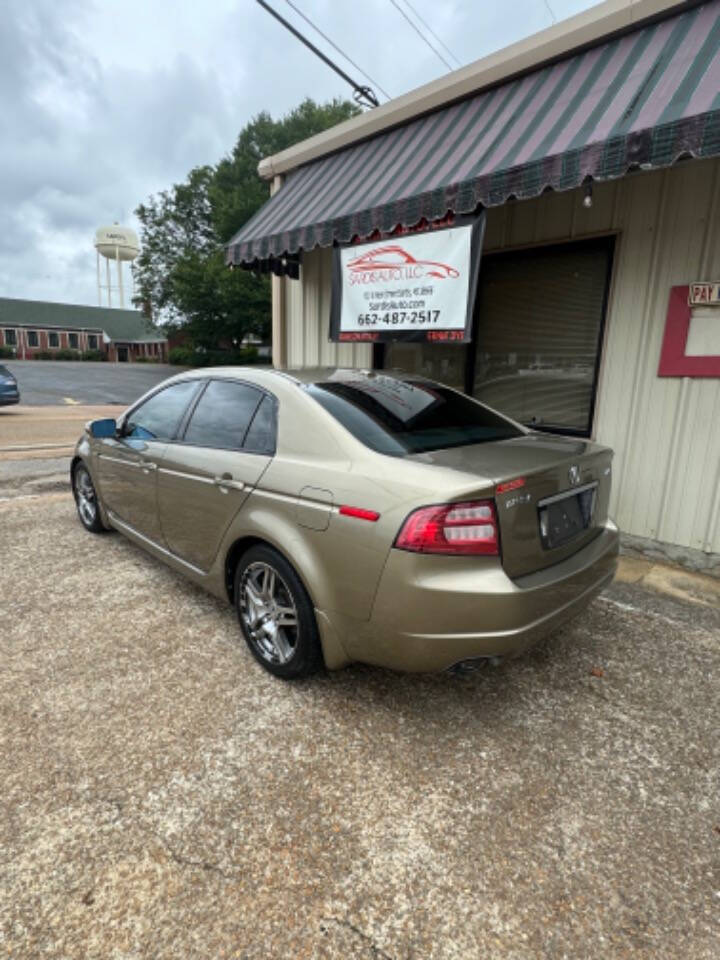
[306,376,522,456]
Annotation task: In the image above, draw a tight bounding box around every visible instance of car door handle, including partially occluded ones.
[214,474,244,492]
[142,461,157,474]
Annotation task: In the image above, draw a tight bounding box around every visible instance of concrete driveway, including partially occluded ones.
[2,360,181,406]
[1,485,718,959]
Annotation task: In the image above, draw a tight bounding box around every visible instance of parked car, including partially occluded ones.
[0,365,19,405]
[71,368,618,679]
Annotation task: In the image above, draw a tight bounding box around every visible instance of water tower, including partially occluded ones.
[94,225,140,308]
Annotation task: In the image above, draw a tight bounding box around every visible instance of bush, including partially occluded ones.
[169,346,260,367]
[53,349,81,360]
[134,355,160,364]
[0,345,15,358]
[168,346,194,366]
[33,350,53,360]
[81,350,105,362]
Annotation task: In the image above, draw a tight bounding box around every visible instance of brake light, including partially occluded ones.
[394,500,499,555]
[496,476,526,494]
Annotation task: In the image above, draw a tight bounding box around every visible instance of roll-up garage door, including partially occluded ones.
[472,238,613,435]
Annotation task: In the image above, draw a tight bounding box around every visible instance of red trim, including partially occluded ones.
[339,505,380,522]
[658,285,720,377]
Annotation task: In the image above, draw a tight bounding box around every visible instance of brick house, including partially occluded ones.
[0,297,168,362]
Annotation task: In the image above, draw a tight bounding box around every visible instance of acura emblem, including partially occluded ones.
[568,464,581,486]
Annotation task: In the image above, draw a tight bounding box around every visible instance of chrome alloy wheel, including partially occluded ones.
[74,466,98,527]
[240,561,299,665]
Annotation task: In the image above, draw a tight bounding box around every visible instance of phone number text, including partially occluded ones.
[356,310,441,326]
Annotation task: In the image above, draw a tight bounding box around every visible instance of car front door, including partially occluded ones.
[157,379,276,571]
[95,379,201,542]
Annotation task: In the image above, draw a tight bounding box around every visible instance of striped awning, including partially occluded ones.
[227,0,720,266]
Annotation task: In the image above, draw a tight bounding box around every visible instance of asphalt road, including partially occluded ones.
[3,360,181,406]
[1,488,718,958]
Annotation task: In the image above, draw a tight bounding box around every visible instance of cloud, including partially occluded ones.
[0,0,594,307]
[0,0,242,305]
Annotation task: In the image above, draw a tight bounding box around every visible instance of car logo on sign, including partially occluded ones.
[568,465,581,486]
[346,245,460,280]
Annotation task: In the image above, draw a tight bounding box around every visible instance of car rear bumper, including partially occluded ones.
[357,520,619,672]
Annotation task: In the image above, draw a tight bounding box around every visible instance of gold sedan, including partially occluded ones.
[72,368,619,678]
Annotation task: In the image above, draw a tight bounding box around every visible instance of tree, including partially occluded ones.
[134,165,216,326]
[134,98,359,348]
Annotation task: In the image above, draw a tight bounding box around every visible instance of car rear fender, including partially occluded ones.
[217,484,397,622]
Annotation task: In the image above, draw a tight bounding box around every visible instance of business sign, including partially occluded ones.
[689,282,720,306]
[330,214,485,343]
[658,285,720,379]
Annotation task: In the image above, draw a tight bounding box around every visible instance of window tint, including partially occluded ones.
[183,380,263,450]
[307,376,522,456]
[244,395,276,453]
[125,380,200,440]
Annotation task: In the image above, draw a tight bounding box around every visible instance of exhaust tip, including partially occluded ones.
[448,656,503,674]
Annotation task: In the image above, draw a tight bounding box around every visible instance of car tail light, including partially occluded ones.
[394,500,499,555]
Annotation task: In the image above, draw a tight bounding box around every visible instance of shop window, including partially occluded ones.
[69,333,79,349]
[471,239,613,436]
[88,335,98,350]
[48,332,59,348]
[3,329,17,346]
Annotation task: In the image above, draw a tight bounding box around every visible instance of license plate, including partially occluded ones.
[538,483,597,550]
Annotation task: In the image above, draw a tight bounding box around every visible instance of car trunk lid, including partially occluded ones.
[406,433,613,578]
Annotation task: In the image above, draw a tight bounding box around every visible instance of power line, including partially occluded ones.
[388,0,454,72]
[396,0,462,68]
[255,0,379,107]
[544,0,557,24]
[283,0,391,101]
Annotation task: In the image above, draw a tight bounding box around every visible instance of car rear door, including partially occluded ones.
[156,379,276,571]
[95,379,201,543]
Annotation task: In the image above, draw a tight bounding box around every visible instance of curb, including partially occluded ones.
[616,555,720,608]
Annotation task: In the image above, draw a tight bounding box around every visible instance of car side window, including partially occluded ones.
[243,395,276,454]
[182,380,265,450]
[124,381,200,440]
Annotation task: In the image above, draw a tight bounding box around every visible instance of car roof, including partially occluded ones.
[173,365,439,390]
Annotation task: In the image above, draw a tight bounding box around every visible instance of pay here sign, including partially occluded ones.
[330,215,484,343]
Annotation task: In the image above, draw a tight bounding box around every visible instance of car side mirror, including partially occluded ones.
[89,418,117,438]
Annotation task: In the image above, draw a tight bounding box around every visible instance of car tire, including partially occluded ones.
[72,462,108,534]
[234,544,323,679]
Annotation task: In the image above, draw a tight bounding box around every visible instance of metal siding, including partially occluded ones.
[285,247,372,370]
[484,158,720,553]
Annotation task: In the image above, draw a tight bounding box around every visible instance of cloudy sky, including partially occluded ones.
[1,0,596,307]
